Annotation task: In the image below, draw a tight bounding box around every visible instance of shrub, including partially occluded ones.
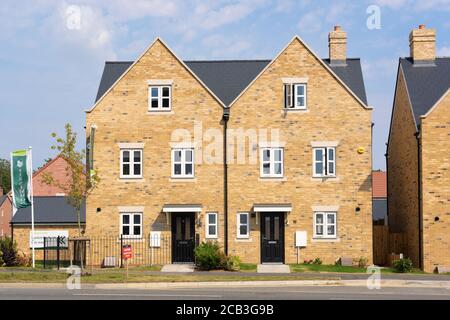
[357,257,368,268]
[312,258,322,265]
[0,237,19,267]
[303,259,313,265]
[335,258,342,266]
[194,241,222,270]
[15,251,31,267]
[393,258,413,273]
[221,255,241,271]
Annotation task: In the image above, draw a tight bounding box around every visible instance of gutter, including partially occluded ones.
[414,130,423,269]
[222,108,230,255]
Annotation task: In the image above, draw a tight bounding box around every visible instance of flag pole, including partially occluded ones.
[29,146,35,268]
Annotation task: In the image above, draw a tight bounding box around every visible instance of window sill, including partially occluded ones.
[282,108,309,113]
[311,176,339,182]
[235,237,252,242]
[147,110,174,115]
[259,177,286,182]
[118,178,145,182]
[169,177,197,182]
[119,237,145,242]
[205,236,218,240]
[311,237,340,243]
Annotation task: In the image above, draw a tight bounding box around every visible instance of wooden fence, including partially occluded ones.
[373,225,407,266]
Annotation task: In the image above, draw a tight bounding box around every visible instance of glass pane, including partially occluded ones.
[316,214,323,224]
[122,164,130,175]
[328,162,335,174]
[208,214,216,224]
[263,163,270,174]
[274,216,280,241]
[315,162,323,176]
[174,150,181,162]
[328,148,334,160]
[239,225,247,236]
[151,87,158,97]
[274,163,282,175]
[176,217,182,240]
[263,149,270,161]
[327,225,335,236]
[151,99,158,108]
[162,98,170,108]
[134,214,141,224]
[327,214,335,224]
[185,217,191,240]
[265,216,270,239]
[316,225,323,235]
[174,164,182,175]
[134,226,141,236]
[296,84,304,95]
[274,149,282,161]
[185,164,193,175]
[315,149,323,160]
[122,215,130,224]
[134,151,141,162]
[122,226,130,235]
[240,214,247,224]
[134,164,141,175]
[162,87,170,97]
[122,151,130,162]
[209,226,216,236]
[297,96,305,107]
[185,150,193,162]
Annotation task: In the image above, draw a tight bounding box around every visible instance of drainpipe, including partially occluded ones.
[222,108,230,256]
[414,130,423,270]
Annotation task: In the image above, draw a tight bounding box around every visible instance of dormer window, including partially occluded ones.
[284,83,307,109]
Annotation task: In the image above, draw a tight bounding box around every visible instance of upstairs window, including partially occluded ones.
[149,85,171,110]
[260,148,284,178]
[120,149,142,178]
[284,83,307,109]
[313,147,336,177]
[172,148,194,178]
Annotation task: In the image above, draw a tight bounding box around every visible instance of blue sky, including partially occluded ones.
[1,0,450,170]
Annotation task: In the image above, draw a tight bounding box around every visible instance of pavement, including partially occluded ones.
[257,264,290,273]
[161,264,195,272]
[0,285,448,300]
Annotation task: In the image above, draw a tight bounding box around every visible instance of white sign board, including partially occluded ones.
[295,231,307,247]
[29,230,69,249]
[150,231,161,248]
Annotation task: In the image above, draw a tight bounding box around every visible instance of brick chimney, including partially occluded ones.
[409,24,436,63]
[329,25,347,65]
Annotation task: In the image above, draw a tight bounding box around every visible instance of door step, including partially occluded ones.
[257,264,290,273]
[161,264,195,273]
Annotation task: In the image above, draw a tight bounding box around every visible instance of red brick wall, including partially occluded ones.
[0,196,12,237]
[33,156,71,196]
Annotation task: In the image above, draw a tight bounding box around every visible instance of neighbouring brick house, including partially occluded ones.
[86,26,373,265]
[387,25,450,273]
[0,189,12,237]
[10,155,83,257]
[372,170,387,226]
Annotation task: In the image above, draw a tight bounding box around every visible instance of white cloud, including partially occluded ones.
[373,0,410,9]
[437,46,450,56]
[298,10,323,33]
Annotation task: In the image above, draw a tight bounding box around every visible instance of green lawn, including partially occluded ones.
[239,263,257,272]
[290,263,368,273]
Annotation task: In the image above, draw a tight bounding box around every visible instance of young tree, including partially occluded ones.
[42,123,99,236]
[0,159,11,193]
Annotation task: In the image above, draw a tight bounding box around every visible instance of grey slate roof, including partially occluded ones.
[11,196,85,225]
[95,58,368,106]
[400,57,450,125]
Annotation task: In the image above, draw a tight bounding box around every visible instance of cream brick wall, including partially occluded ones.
[387,68,421,267]
[227,38,372,264]
[420,92,450,272]
[85,40,225,251]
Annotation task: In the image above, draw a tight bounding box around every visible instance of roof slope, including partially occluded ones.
[400,57,450,125]
[11,196,86,225]
[0,195,9,206]
[372,170,387,198]
[95,58,368,106]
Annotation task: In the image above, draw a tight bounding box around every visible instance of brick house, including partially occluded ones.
[10,155,83,256]
[86,26,373,265]
[0,189,12,237]
[387,25,450,272]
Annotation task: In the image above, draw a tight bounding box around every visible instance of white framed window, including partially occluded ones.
[313,147,336,177]
[313,212,337,238]
[120,213,143,238]
[284,83,307,109]
[172,148,194,178]
[237,212,249,238]
[205,212,218,239]
[148,85,171,110]
[260,148,283,178]
[120,149,142,178]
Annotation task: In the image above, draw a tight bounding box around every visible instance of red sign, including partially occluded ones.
[122,244,132,260]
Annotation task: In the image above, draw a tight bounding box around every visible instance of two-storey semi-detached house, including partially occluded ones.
[387,25,450,273]
[86,26,373,265]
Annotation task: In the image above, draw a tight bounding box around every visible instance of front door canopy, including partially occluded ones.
[253,203,292,213]
[162,204,202,213]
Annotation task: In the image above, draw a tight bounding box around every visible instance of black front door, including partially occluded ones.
[261,213,284,263]
[171,213,195,263]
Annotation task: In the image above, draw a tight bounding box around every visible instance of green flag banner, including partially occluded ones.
[11,150,32,210]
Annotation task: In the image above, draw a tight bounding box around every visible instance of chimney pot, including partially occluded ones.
[334,25,341,31]
[409,25,436,63]
[419,24,425,29]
